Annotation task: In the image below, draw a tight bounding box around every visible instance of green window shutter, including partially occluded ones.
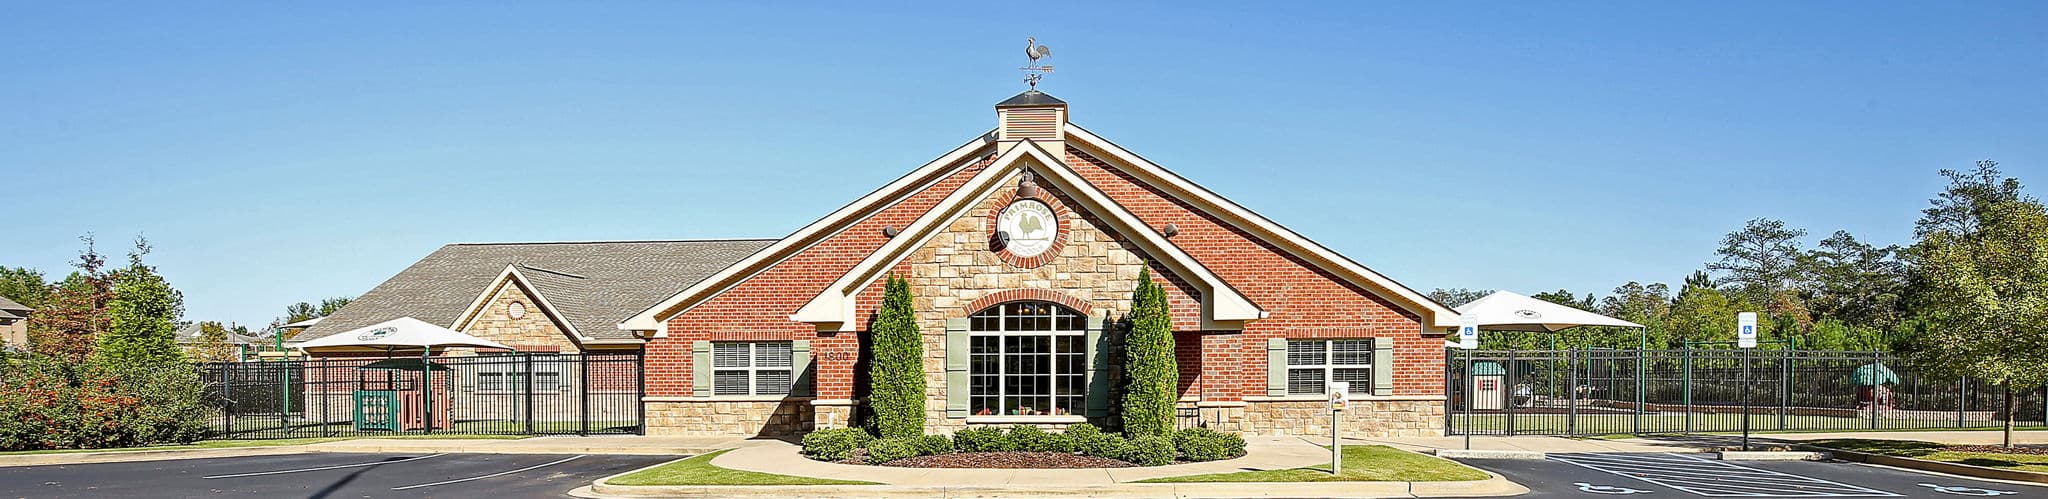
[1266,337,1288,397]
[691,340,714,397]
[1372,337,1395,396]
[789,340,813,397]
[944,318,971,418]
[1085,316,1110,418]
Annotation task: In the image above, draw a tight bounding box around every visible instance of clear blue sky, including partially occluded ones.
[4,2,2044,327]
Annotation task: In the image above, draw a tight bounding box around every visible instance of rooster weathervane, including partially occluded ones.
[1021,37,1053,89]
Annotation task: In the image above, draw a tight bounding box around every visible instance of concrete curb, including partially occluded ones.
[1717,450,1830,461]
[0,446,312,467]
[576,466,1529,499]
[1434,449,1545,460]
[1798,444,2048,485]
[306,444,723,455]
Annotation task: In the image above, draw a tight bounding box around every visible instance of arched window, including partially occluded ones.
[967,301,1087,416]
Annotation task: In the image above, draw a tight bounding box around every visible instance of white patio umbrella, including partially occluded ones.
[1454,291,1644,332]
[294,317,515,354]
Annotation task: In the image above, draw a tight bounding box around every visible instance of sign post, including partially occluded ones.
[1329,381,1348,475]
[1457,316,1478,450]
[1737,312,1757,451]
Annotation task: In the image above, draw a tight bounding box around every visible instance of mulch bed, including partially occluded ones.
[878,451,1138,469]
[1944,445,2048,455]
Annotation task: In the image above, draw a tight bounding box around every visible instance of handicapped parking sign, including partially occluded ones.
[1458,316,1478,350]
[1737,312,1757,348]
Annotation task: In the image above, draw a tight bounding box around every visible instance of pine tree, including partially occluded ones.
[868,274,924,438]
[1119,266,1177,438]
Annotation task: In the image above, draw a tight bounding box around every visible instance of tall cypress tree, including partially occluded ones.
[868,274,925,438]
[1120,266,1177,438]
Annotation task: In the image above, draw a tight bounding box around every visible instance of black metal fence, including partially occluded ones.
[199,353,643,439]
[1446,349,2048,436]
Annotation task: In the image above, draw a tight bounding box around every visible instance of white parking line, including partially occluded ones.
[1551,452,1902,497]
[202,453,447,479]
[389,454,587,491]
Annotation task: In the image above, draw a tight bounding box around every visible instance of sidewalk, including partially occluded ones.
[1356,429,2047,456]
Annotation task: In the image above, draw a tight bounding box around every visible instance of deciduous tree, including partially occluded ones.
[93,237,186,367]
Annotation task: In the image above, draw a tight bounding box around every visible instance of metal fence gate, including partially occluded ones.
[1446,349,2048,436]
[200,353,644,439]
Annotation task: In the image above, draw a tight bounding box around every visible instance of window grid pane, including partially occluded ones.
[1287,368,1325,395]
[714,343,751,368]
[1287,340,1326,366]
[714,370,750,395]
[1331,340,1373,366]
[966,301,1087,416]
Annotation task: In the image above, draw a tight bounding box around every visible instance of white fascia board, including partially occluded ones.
[791,144,1030,328]
[1063,124,1460,329]
[617,132,997,333]
[795,140,1262,330]
[454,265,593,341]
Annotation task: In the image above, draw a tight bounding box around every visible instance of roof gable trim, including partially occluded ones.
[619,132,998,333]
[453,264,593,342]
[1062,124,1460,329]
[792,140,1263,330]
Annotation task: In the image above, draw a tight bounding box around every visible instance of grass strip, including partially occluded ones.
[607,449,880,486]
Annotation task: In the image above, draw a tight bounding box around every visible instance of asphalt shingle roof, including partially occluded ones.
[0,295,30,314]
[295,239,775,343]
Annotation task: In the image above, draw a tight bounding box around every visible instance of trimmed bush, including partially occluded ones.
[865,437,921,464]
[1171,427,1246,462]
[914,434,954,456]
[801,427,873,461]
[868,275,925,439]
[952,426,1014,453]
[1068,423,1130,459]
[1009,425,1074,453]
[1125,435,1177,466]
[1119,267,1177,438]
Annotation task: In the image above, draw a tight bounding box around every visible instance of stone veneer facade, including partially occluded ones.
[458,279,581,353]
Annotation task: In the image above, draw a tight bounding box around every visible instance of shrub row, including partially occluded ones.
[0,357,212,451]
[798,423,1247,466]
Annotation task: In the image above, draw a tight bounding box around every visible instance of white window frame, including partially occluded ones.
[1286,339,1373,396]
[713,341,792,396]
[474,353,563,394]
[968,301,1087,417]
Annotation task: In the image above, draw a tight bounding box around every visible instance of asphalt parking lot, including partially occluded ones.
[0,452,672,498]
[1458,452,2041,498]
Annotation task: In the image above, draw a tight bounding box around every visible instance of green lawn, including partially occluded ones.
[0,434,528,456]
[606,449,880,486]
[1135,445,1490,483]
[1805,439,2048,473]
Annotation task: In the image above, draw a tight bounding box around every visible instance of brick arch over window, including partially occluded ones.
[962,289,1093,318]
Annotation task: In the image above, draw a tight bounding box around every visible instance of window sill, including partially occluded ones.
[643,395,812,403]
[965,415,1087,424]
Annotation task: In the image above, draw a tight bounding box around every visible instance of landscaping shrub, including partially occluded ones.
[952,426,1014,452]
[865,437,921,464]
[1171,427,1246,462]
[867,275,925,439]
[914,434,954,456]
[1125,435,1177,466]
[1007,425,1075,453]
[801,427,873,461]
[1120,267,1178,438]
[1068,423,1131,459]
[0,357,210,452]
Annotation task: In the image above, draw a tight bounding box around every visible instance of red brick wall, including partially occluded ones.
[643,143,1443,402]
[1063,146,1440,398]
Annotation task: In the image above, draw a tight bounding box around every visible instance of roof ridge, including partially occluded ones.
[516,264,588,280]
[448,238,780,246]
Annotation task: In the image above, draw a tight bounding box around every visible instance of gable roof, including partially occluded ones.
[1062,124,1462,329]
[792,140,1262,330]
[300,239,775,342]
[0,295,29,314]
